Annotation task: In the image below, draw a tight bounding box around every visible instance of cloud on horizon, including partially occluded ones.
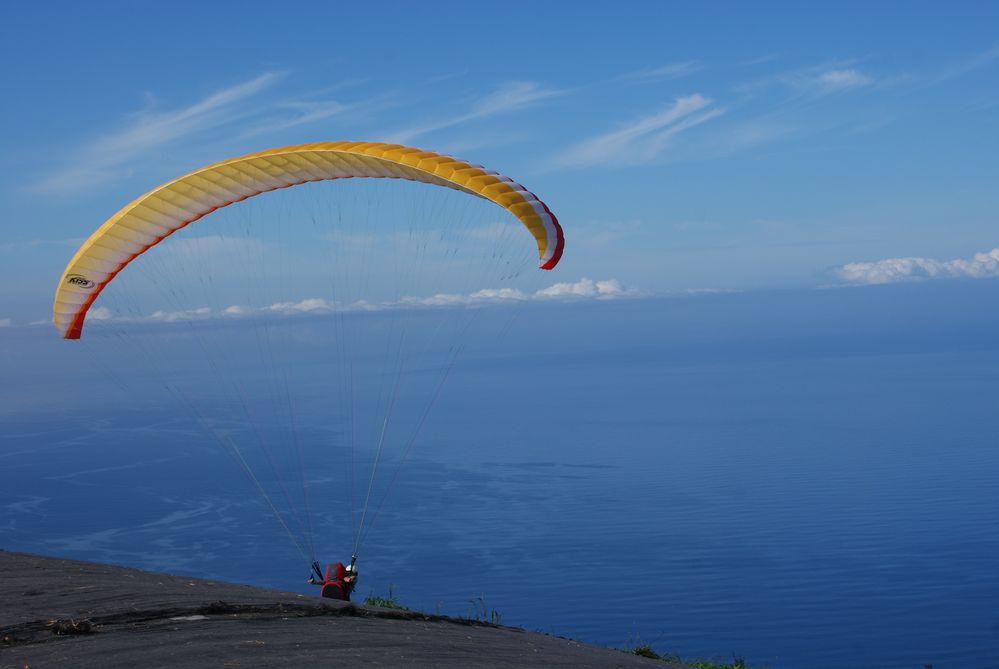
[78,278,642,326]
[836,247,999,284]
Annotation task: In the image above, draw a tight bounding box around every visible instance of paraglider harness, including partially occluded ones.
[310,555,358,601]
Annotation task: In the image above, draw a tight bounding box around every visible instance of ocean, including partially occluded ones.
[3,280,998,668]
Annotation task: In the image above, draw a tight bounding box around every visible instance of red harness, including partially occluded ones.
[319,562,354,601]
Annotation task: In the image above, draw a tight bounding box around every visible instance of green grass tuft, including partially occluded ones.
[466,595,502,624]
[630,644,663,659]
[363,584,410,610]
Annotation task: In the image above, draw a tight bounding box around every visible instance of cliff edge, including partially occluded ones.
[1,551,684,668]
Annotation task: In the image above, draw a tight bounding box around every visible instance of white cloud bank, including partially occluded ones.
[0,318,11,328]
[837,247,999,284]
[91,278,642,325]
[536,278,635,299]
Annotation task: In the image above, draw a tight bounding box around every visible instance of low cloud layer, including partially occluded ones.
[535,278,635,299]
[837,247,999,284]
[88,278,641,325]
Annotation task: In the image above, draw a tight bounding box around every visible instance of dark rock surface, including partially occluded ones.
[1,551,683,668]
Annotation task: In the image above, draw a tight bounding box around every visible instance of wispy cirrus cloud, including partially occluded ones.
[0,318,11,328]
[384,81,564,144]
[623,61,701,82]
[710,119,797,154]
[777,63,875,96]
[735,54,781,68]
[243,86,398,138]
[747,45,995,101]
[34,73,285,194]
[245,99,350,135]
[814,68,873,92]
[738,61,876,98]
[554,94,724,168]
[913,44,999,90]
[836,247,999,285]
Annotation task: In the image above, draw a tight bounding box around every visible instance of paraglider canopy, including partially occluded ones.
[53,141,564,339]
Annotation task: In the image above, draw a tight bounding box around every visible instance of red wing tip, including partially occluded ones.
[540,229,565,270]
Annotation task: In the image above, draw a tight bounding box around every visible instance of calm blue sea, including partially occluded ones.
[3,280,998,669]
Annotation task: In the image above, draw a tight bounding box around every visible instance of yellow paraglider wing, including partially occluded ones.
[53,141,564,339]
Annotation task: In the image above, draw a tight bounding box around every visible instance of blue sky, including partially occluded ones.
[1,1,998,326]
[3,9,999,662]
